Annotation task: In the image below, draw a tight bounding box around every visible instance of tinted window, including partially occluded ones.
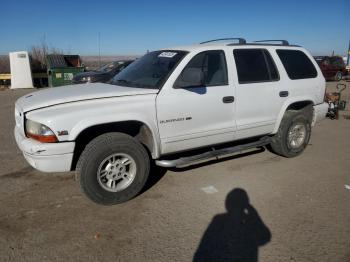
[233,49,279,84]
[277,50,317,79]
[330,57,345,67]
[176,50,228,86]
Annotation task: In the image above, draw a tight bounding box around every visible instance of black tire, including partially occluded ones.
[334,71,343,81]
[76,132,150,205]
[270,109,311,158]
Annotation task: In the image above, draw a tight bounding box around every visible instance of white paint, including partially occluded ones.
[16,83,157,112]
[345,185,350,190]
[201,186,218,194]
[13,43,327,174]
[9,51,34,89]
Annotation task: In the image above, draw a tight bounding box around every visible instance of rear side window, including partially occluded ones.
[233,49,279,84]
[276,50,317,79]
[329,57,345,67]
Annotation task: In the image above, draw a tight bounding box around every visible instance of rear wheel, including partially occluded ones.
[270,109,311,157]
[334,71,343,81]
[76,132,150,205]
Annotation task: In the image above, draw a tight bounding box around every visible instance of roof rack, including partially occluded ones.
[253,40,289,46]
[200,38,246,45]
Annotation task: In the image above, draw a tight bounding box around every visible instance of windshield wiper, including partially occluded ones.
[113,79,132,86]
[115,79,128,82]
[112,79,158,89]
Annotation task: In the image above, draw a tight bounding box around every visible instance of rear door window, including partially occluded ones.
[233,49,279,84]
[276,50,317,79]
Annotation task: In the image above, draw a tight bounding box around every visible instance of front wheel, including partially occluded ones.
[270,110,311,157]
[76,132,150,205]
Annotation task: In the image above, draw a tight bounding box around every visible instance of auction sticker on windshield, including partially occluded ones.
[158,52,177,58]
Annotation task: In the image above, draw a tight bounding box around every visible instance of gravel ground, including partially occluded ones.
[0,81,350,262]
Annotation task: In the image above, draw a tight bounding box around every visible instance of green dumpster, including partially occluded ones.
[46,55,85,87]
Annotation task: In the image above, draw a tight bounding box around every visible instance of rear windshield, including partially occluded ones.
[276,50,317,80]
[97,61,127,73]
[111,50,187,89]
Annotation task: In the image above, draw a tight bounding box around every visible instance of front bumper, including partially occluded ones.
[14,127,75,172]
[313,102,328,126]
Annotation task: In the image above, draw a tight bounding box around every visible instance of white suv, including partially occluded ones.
[14,38,328,205]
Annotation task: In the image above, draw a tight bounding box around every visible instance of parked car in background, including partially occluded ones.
[72,60,134,84]
[314,56,346,81]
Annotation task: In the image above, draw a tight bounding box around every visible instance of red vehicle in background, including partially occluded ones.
[314,56,347,81]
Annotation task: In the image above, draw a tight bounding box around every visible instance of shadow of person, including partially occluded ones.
[193,188,271,262]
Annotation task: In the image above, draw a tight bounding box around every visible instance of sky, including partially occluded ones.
[1,0,349,56]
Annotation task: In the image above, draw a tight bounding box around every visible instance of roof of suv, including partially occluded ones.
[163,38,302,52]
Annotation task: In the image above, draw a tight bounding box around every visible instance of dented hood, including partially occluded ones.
[16,83,158,112]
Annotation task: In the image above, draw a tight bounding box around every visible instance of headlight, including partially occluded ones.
[81,76,91,83]
[25,119,58,143]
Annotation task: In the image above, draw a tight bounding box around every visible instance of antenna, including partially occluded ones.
[98,32,101,67]
[347,39,350,66]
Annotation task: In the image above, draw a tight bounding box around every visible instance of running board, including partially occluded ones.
[155,136,271,168]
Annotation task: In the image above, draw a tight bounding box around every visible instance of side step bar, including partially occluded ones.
[155,136,271,168]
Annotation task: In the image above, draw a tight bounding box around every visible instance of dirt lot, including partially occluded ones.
[1,82,350,262]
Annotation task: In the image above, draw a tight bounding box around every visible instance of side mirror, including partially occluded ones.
[174,67,204,88]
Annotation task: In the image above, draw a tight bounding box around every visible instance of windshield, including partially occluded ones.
[111,50,187,89]
[97,61,123,73]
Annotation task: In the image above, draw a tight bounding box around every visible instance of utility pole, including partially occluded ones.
[347,39,350,66]
[98,32,101,68]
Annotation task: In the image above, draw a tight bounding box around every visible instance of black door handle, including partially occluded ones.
[223,96,234,103]
[279,91,289,97]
